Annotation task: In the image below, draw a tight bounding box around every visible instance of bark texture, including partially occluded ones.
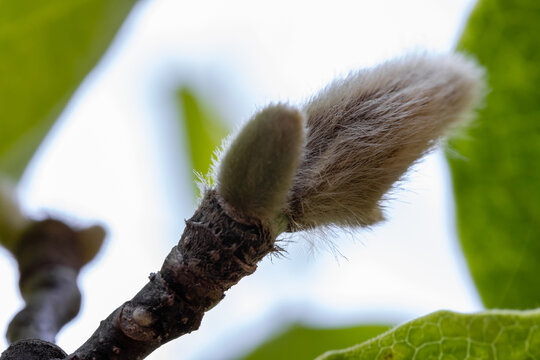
[0,339,67,360]
[67,190,275,360]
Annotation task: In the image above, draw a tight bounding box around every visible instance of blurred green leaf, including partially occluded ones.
[0,0,137,180]
[177,87,229,189]
[317,309,540,360]
[241,324,390,360]
[447,0,540,309]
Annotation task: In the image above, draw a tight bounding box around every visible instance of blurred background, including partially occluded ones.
[0,0,486,359]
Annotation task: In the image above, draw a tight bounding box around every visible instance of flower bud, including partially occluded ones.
[217,105,304,227]
[286,53,485,230]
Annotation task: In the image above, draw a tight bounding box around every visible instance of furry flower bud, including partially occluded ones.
[217,105,304,226]
[286,53,485,230]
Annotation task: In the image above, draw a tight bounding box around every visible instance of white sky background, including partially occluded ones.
[0,0,484,359]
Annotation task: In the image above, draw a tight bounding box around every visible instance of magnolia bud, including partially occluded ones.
[286,53,485,230]
[217,105,304,227]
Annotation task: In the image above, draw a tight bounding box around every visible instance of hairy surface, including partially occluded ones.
[286,53,485,230]
[217,105,304,231]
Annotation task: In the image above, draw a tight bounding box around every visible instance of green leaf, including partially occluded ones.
[0,0,137,181]
[176,87,229,191]
[317,309,540,360]
[241,324,390,360]
[446,0,540,309]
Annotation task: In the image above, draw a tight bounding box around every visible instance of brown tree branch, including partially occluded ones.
[0,339,67,360]
[6,219,105,345]
[66,190,275,360]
